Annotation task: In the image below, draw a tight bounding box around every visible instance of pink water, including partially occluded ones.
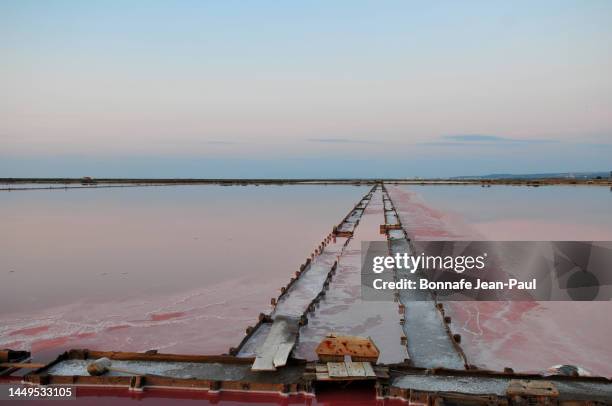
[2,183,611,379]
[388,185,612,377]
[0,185,369,362]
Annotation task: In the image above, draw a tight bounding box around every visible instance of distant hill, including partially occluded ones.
[452,171,610,180]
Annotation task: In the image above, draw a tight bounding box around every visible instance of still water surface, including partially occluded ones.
[0,185,367,358]
[1,184,611,377]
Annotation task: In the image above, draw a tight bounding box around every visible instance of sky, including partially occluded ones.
[1,0,611,178]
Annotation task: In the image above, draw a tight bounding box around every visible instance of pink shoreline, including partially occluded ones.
[9,325,50,336]
[149,311,185,321]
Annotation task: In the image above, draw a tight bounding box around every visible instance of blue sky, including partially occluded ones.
[1,0,611,177]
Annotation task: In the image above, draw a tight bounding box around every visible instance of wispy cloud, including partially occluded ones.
[441,134,557,143]
[419,141,479,147]
[444,134,509,142]
[420,134,559,146]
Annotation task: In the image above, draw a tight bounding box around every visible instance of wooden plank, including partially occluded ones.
[273,343,294,368]
[362,362,376,377]
[251,356,274,371]
[252,316,299,371]
[507,380,559,397]
[345,361,366,377]
[327,362,348,378]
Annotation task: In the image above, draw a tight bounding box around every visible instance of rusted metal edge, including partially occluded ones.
[59,349,255,365]
[23,374,310,396]
[22,349,312,395]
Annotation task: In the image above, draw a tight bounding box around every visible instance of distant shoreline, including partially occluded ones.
[1,177,611,188]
